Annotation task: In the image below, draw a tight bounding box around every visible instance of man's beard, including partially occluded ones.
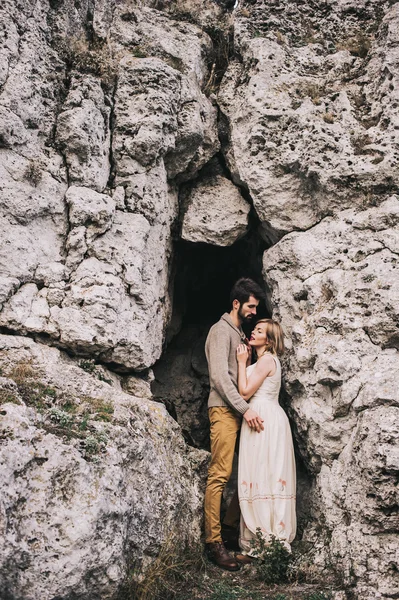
[238,306,254,322]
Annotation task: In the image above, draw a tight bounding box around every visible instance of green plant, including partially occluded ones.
[208,582,257,600]
[16,381,57,410]
[304,593,332,600]
[79,360,113,386]
[0,389,20,405]
[131,46,147,58]
[48,407,74,429]
[80,396,114,422]
[97,372,113,385]
[79,413,90,431]
[79,359,97,374]
[250,529,292,584]
[81,432,107,457]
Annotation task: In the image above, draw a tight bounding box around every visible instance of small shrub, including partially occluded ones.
[275,30,286,46]
[351,133,372,155]
[24,161,42,186]
[10,361,38,382]
[131,46,147,58]
[17,381,57,410]
[203,23,233,96]
[79,413,89,431]
[250,528,292,584]
[80,396,114,422]
[80,431,108,458]
[296,83,324,106]
[79,360,113,386]
[97,372,113,386]
[48,407,74,429]
[304,592,332,600]
[336,32,372,58]
[58,37,118,87]
[79,359,96,374]
[0,389,20,405]
[123,536,203,600]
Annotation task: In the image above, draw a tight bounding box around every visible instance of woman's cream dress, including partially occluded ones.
[238,354,296,552]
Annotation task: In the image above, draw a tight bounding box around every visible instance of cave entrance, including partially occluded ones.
[152,225,269,449]
[171,224,269,333]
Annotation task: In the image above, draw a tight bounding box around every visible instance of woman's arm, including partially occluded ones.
[237,346,275,401]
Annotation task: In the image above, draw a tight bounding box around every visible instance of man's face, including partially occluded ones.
[237,295,259,322]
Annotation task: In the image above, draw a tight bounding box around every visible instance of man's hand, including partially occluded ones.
[243,408,264,433]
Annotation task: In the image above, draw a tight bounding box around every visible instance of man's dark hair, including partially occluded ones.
[229,278,264,306]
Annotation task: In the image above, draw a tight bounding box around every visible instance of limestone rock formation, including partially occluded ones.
[181,172,250,246]
[219,0,399,241]
[0,335,208,600]
[0,0,220,371]
[263,196,399,599]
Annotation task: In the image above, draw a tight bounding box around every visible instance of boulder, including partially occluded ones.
[0,334,208,600]
[181,173,250,246]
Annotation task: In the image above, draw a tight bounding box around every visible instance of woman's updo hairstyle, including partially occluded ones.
[256,318,285,356]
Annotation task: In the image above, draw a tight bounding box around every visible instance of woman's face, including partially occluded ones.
[249,323,268,347]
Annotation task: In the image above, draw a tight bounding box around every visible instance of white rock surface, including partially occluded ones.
[219,1,399,240]
[263,197,399,599]
[182,173,250,246]
[56,74,111,192]
[0,334,208,600]
[0,0,219,370]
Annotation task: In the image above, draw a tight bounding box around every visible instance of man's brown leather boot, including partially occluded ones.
[206,542,240,571]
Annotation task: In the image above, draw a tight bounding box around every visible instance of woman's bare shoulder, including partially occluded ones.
[254,353,275,373]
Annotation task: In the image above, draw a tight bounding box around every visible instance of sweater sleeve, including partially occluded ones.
[207,325,249,415]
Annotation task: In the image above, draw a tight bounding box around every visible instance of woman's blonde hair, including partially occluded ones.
[256,318,285,356]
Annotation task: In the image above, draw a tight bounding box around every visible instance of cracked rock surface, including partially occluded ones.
[220,0,399,239]
[0,335,208,600]
[264,196,399,598]
[0,0,219,370]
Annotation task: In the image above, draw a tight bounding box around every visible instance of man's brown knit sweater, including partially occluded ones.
[205,313,249,415]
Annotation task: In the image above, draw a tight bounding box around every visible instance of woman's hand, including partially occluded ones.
[237,344,249,364]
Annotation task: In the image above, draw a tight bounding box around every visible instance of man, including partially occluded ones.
[204,278,265,571]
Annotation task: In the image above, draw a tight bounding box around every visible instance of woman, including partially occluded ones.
[236,318,296,561]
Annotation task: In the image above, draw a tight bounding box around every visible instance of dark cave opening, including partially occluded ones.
[171,217,270,332]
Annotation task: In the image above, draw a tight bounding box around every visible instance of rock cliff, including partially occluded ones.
[0,1,398,599]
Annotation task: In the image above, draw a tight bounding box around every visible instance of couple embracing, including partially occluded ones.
[204,278,296,571]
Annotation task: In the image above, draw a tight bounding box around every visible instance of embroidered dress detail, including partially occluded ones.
[238,354,297,552]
